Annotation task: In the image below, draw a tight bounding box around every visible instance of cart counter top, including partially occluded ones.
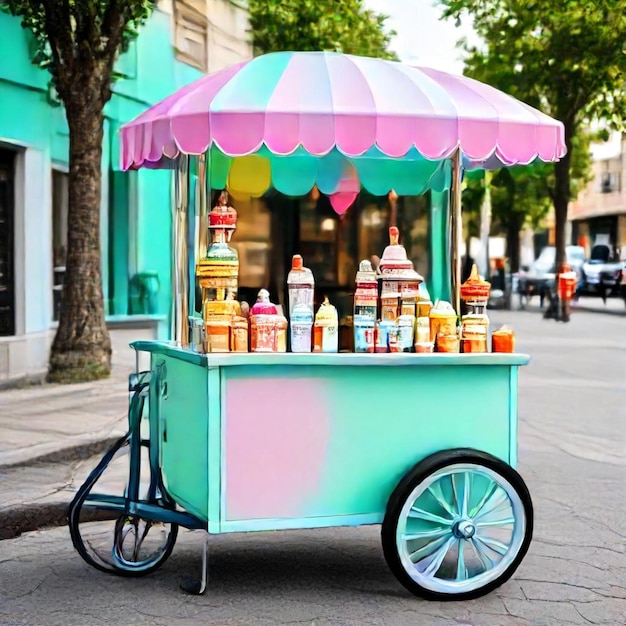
[131,340,530,368]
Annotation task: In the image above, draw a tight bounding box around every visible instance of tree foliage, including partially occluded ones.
[440,0,626,266]
[3,0,157,382]
[463,131,592,270]
[248,0,397,59]
[4,1,155,104]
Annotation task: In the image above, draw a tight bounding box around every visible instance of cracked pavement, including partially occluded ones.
[0,298,624,626]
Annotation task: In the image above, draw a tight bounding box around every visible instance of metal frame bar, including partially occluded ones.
[450,149,463,317]
[172,155,190,346]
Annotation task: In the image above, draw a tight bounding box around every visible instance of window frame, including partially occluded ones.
[173,0,209,72]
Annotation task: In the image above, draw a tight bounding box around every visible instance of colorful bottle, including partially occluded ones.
[396,315,416,352]
[313,297,338,353]
[250,289,279,352]
[290,303,314,353]
[287,255,315,351]
[378,227,423,324]
[429,299,458,352]
[460,264,491,353]
[197,195,239,305]
[353,259,378,353]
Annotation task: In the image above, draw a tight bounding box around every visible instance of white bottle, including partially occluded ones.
[287,255,315,351]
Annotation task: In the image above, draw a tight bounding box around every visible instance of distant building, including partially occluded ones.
[569,132,626,257]
[0,0,252,385]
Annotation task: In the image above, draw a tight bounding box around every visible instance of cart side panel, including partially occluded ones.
[155,353,209,523]
[222,363,515,525]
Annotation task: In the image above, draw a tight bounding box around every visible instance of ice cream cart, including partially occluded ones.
[69,51,566,600]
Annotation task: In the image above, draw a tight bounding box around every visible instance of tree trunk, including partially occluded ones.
[48,81,111,383]
[553,122,573,269]
[506,213,523,274]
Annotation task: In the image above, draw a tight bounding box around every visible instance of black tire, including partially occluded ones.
[68,437,178,577]
[381,448,533,601]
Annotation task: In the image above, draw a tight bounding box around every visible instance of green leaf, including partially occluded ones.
[248,0,396,59]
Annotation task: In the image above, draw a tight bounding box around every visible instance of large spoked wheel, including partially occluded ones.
[69,437,178,577]
[382,449,533,601]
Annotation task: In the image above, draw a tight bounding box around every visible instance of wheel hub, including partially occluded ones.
[454,519,476,539]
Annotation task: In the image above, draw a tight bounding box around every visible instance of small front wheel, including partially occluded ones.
[68,437,178,577]
[382,449,533,601]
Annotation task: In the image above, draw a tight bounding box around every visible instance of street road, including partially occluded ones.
[1,298,625,626]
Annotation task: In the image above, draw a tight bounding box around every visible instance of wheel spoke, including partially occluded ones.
[451,472,471,518]
[470,536,495,571]
[476,516,515,528]
[469,480,498,518]
[114,519,133,558]
[133,520,152,561]
[403,527,450,542]
[450,473,460,516]
[456,539,468,581]
[408,533,451,563]
[419,536,456,578]
[474,488,510,521]
[408,506,453,526]
[462,472,470,518]
[427,482,456,518]
[475,534,510,557]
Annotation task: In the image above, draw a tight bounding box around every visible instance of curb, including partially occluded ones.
[0,436,121,541]
[1,436,122,470]
[0,501,70,541]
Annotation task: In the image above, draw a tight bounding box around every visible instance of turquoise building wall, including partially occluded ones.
[0,7,202,335]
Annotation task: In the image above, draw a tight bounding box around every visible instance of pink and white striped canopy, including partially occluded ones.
[120,51,566,171]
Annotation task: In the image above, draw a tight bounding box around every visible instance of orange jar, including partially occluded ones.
[206,319,231,352]
[436,333,460,353]
[462,338,488,353]
[492,327,515,353]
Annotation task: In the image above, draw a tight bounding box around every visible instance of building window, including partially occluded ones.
[174,0,209,72]
[599,169,620,194]
[52,169,68,322]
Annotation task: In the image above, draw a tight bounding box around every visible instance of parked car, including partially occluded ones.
[580,244,624,298]
[517,245,585,308]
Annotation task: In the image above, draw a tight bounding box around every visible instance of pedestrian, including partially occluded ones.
[557,263,577,322]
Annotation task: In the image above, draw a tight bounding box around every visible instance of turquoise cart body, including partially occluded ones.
[136,342,528,536]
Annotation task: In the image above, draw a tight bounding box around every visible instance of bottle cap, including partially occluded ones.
[291,255,304,271]
[389,226,399,245]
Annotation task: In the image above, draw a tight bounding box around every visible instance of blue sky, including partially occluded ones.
[363,0,476,74]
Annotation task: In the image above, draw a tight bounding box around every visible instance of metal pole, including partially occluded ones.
[450,149,463,317]
[187,156,198,324]
[197,153,209,261]
[191,151,211,352]
[172,154,190,347]
[479,169,492,279]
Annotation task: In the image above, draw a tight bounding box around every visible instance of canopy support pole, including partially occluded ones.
[172,155,190,347]
[450,149,463,317]
[197,153,209,262]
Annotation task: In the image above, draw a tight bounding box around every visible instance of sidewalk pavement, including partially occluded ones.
[0,330,147,540]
